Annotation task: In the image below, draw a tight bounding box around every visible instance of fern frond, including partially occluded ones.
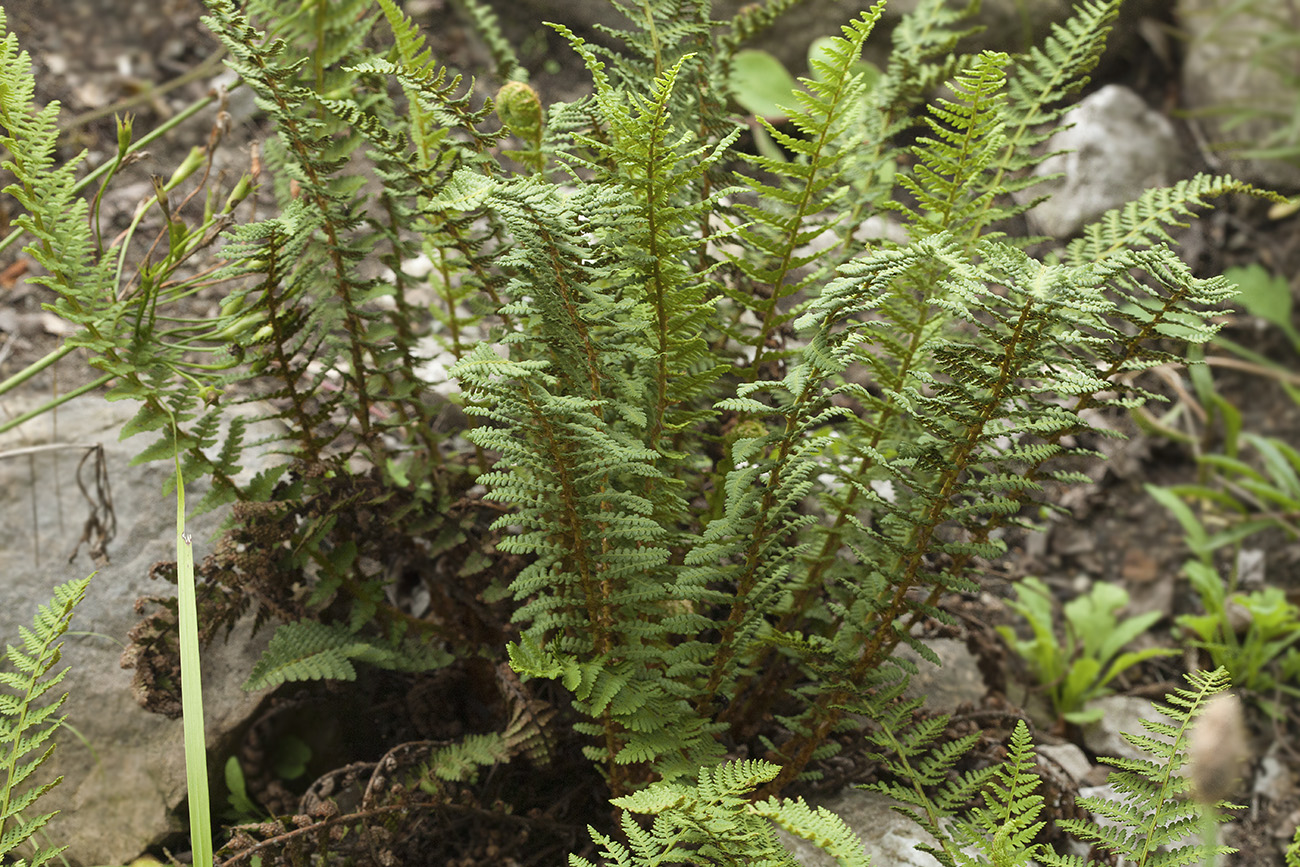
[242,620,451,691]
[574,759,865,867]
[1042,668,1239,867]
[448,0,520,83]
[949,720,1045,867]
[720,0,813,52]
[1066,173,1285,265]
[727,6,886,376]
[555,30,738,444]
[999,0,1122,174]
[862,695,993,865]
[0,575,92,867]
[873,0,982,137]
[894,50,1012,240]
[420,732,512,786]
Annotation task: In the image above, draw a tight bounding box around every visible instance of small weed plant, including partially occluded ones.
[999,576,1175,726]
[0,0,1284,862]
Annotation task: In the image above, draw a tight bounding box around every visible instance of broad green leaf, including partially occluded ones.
[1225,263,1300,349]
[729,49,799,118]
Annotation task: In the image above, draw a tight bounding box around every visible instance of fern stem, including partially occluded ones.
[728,283,940,732]
[698,376,821,712]
[767,296,1042,793]
[645,93,671,446]
[224,10,378,447]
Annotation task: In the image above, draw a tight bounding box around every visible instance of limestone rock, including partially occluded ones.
[1024,84,1185,237]
[1179,0,1300,190]
[898,637,987,717]
[0,394,275,865]
[1080,694,1167,762]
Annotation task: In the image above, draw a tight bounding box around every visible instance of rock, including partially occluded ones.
[1080,695,1167,762]
[1024,84,1185,238]
[898,637,987,716]
[0,394,275,865]
[1039,741,1094,786]
[1254,743,1293,803]
[1179,0,1300,190]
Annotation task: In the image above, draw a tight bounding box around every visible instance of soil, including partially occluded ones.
[3,2,1300,866]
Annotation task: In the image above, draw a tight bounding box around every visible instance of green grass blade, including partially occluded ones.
[175,458,212,867]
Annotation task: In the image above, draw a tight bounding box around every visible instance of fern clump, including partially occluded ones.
[140,0,1281,805]
[1,0,1289,860]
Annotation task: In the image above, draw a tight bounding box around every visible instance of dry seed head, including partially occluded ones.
[1187,691,1249,803]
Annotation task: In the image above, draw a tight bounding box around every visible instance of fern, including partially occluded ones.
[5,0,1286,859]
[725,6,887,375]
[863,693,995,866]
[893,49,1012,240]
[242,619,451,691]
[1041,668,1240,867]
[448,0,521,84]
[418,732,514,788]
[0,576,92,867]
[948,721,1045,867]
[571,759,868,867]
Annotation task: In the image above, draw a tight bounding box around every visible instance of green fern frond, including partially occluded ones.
[1042,668,1239,867]
[949,720,1045,867]
[720,0,813,52]
[593,0,712,85]
[552,30,739,443]
[1066,173,1285,265]
[873,0,982,135]
[727,5,886,375]
[573,759,866,867]
[420,732,512,787]
[448,0,520,83]
[0,575,92,867]
[242,620,451,691]
[999,0,1121,175]
[894,49,1011,240]
[862,695,994,866]
[751,796,871,867]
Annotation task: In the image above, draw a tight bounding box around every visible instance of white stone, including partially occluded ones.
[1024,85,1184,238]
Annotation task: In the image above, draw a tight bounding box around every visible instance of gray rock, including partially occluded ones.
[1025,84,1185,237]
[1179,0,1300,190]
[898,637,987,717]
[1254,743,1293,802]
[1038,741,1094,786]
[1080,694,1167,762]
[0,394,275,865]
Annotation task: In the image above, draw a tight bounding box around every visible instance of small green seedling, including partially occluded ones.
[999,577,1175,725]
[1177,559,1300,719]
[223,757,264,823]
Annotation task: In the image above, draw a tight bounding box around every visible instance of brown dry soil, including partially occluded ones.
[3,1,1300,865]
